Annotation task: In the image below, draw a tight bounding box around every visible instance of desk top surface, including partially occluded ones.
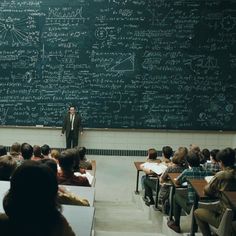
[224,191,236,208]
[188,179,208,198]
[168,173,181,187]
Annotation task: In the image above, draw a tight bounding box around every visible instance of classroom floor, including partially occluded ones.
[91,155,203,236]
[91,155,163,236]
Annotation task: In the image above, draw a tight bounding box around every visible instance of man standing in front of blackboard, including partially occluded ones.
[61,105,83,148]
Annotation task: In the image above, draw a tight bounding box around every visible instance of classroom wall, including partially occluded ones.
[0,127,235,152]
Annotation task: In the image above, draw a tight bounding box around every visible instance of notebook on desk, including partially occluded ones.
[205,176,214,183]
[142,162,167,175]
[74,172,94,185]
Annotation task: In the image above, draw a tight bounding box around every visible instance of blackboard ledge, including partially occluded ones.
[0,126,235,134]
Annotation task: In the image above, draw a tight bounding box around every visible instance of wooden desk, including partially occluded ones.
[62,205,95,236]
[168,173,180,187]
[224,191,236,208]
[134,161,144,194]
[188,179,211,236]
[60,185,95,206]
[168,173,187,220]
[0,181,95,207]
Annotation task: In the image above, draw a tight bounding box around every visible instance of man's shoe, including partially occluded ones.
[145,201,155,207]
[142,196,148,202]
[167,220,181,233]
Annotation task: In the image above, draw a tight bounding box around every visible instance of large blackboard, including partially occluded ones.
[0,0,235,130]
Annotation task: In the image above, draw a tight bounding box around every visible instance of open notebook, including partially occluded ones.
[205,175,214,183]
[142,162,167,175]
[74,172,94,185]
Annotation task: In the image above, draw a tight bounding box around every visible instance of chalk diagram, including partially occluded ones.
[0,16,30,44]
[107,54,135,73]
[95,27,108,40]
[221,15,235,32]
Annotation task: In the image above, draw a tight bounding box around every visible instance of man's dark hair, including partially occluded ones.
[0,145,7,157]
[41,158,58,175]
[58,150,75,171]
[216,148,235,167]
[210,149,220,161]
[41,144,51,156]
[79,147,87,161]
[186,151,200,167]
[162,146,173,159]
[33,145,42,158]
[21,143,33,160]
[148,148,157,160]
[200,148,210,164]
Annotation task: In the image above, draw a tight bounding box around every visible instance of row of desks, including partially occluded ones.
[134,161,236,236]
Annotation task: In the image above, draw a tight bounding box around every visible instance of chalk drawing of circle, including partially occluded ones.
[95,27,108,40]
[199,112,206,120]
[225,104,234,112]
[218,94,225,101]
[4,17,14,30]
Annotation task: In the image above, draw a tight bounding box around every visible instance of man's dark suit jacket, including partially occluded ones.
[62,113,82,139]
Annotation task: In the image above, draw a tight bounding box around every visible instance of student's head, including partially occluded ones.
[79,146,87,161]
[41,144,51,156]
[21,143,33,160]
[0,145,7,157]
[147,148,157,160]
[50,149,60,160]
[41,158,58,175]
[58,150,75,171]
[189,144,200,154]
[200,148,210,164]
[0,155,17,180]
[162,146,173,159]
[33,145,42,158]
[177,147,188,158]
[210,149,220,162]
[172,150,187,166]
[186,151,201,167]
[10,142,21,154]
[216,147,235,168]
[3,161,60,225]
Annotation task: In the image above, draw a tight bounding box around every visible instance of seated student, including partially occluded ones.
[41,144,51,159]
[167,151,212,233]
[189,144,201,153]
[159,146,173,165]
[51,149,60,163]
[141,147,174,206]
[9,142,22,160]
[157,147,188,212]
[57,150,90,187]
[0,155,17,180]
[139,148,158,190]
[0,145,7,157]
[41,158,90,207]
[78,147,92,170]
[73,147,91,172]
[0,161,75,236]
[200,148,210,165]
[203,149,220,173]
[194,147,236,236]
[31,145,43,161]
